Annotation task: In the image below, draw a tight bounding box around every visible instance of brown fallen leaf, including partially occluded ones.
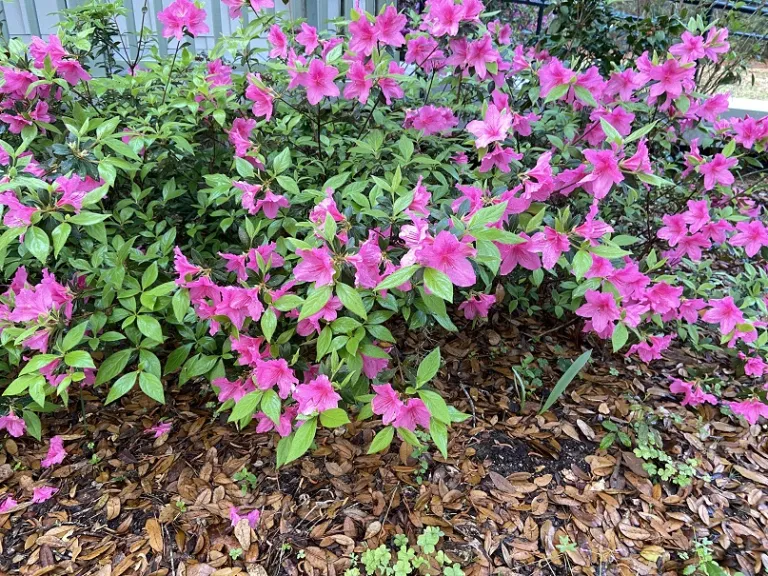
[734,465,768,486]
[145,518,163,553]
[235,518,252,550]
[106,497,121,520]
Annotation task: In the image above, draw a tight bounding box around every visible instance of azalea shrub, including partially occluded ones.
[0,0,767,465]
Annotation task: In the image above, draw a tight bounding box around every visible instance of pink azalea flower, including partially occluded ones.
[673,232,711,261]
[626,334,673,363]
[32,485,58,504]
[53,175,102,213]
[362,352,390,379]
[268,25,288,59]
[206,59,232,86]
[228,118,256,157]
[210,286,263,330]
[670,31,705,63]
[147,421,172,438]
[296,23,319,54]
[698,154,737,191]
[293,374,341,415]
[458,293,496,320]
[0,410,26,438]
[581,149,624,199]
[0,496,18,513]
[255,406,297,437]
[466,104,512,149]
[405,36,444,71]
[349,232,384,288]
[531,227,570,270]
[730,221,768,257]
[403,105,458,136]
[424,0,464,37]
[658,214,688,247]
[379,62,405,104]
[537,58,575,99]
[344,60,374,104]
[214,377,255,403]
[678,298,706,324]
[647,58,695,104]
[464,35,500,80]
[682,199,710,233]
[57,60,91,85]
[157,0,209,40]
[230,335,267,366]
[417,230,477,287]
[41,436,66,468]
[219,252,249,282]
[408,177,431,216]
[739,353,765,378]
[669,378,717,407]
[693,93,729,123]
[245,74,274,121]
[703,27,729,62]
[255,359,298,399]
[479,145,521,173]
[372,384,403,425]
[301,59,339,105]
[349,18,377,57]
[374,6,406,47]
[294,247,336,286]
[254,190,289,219]
[730,116,764,149]
[173,246,202,285]
[230,506,260,529]
[393,398,431,431]
[727,398,768,426]
[296,296,342,336]
[702,297,744,335]
[0,192,37,227]
[9,270,73,322]
[606,69,644,100]
[30,35,67,68]
[576,290,621,333]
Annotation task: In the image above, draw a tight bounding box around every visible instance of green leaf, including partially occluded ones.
[95,349,133,385]
[23,410,42,441]
[469,202,507,229]
[525,206,546,233]
[540,350,592,414]
[24,226,49,263]
[423,268,453,302]
[320,408,350,428]
[636,172,674,188]
[417,347,441,386]
[29,375,46,407]
[104,137,141,160]
[172,289,190,323]
[136,315,163,342]
[599,117,623,145]
[164,344,192,375]
[261,307,277,342]
[398,427,422,447]
[4,374,36,396]
[272,147,291,175]
[20,354,61,375]
[430,419,448,458]
[96,116,121,139]
[611,322,628,352]
[573,85,598,107]
[52,223,71,258]
[68,211,112,226]
[299,285,332,321]
[589,244,630,259]
[139,372,165,403]
[274,294,304,312]
[367,426,394,454]
[261,389,281,425]
[375,265,419,291]
[62,323,88,352]
[105,371,137,404]
[64,350,95,369]
[285,416,317,464]
[544,83,569,103]
[572,250,592,280]
[228,391,263,423]
[141,262,158,290]
[336,283,367,320]
[419,390,450,424]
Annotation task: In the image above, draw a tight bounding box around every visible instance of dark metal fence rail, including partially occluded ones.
[502,0,768,41]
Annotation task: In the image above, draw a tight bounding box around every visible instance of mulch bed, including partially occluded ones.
[1,314,768,576]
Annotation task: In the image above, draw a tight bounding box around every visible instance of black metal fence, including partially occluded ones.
[499,0,768,41]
